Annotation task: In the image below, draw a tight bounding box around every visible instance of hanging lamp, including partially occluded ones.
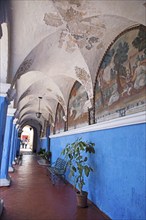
[36,97,42,118]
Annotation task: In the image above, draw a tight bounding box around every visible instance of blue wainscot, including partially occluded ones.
[50,112,146,220]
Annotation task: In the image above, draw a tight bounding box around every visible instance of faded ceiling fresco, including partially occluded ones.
[1,0,145,133]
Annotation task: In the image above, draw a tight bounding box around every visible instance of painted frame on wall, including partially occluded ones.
[49,114,55,135]
[88,107,95,125]
[94,25,146,123]
[67,81,89,130]
[50,125,55,135]
[54,103,66,134]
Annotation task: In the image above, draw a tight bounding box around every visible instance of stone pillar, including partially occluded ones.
[12,125,20,164]
[0,96,8,165]
[8,122,15,172]
[0,108,16,186]
[47,126,50,152]
[7,109,16,173]
[0,83,11,169]
[0,23,8,83]
[0,83,11,214]
[15,126,20,157]
[11,123,18,165]
[0,19,15,214]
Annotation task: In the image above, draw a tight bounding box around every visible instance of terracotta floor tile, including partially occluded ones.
[0,154,110,220]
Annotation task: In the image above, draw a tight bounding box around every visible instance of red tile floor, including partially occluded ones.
[1,153,110,220]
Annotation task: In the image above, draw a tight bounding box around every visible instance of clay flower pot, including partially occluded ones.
[76,191,88,208]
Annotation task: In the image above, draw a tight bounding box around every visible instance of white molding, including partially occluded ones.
[12,161,16,165]
[0,93,7,97]
[8,166,14,172]
[7,108,16,116]
[13,118,18,125]
[0,176,11,187]
[50,111,146,138]
[40,137,47,140]
[16,124,19,129]
[0,83,11,97]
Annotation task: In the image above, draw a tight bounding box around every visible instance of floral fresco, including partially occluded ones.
[94,25,146,122]
[68,81,89,130]
[55,103,65,134]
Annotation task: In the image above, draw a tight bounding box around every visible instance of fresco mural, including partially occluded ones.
[50,125,54,135]
[55,103,65,134]
[68,81,89,130]
[94,25,146,123]
[49,115,55,135]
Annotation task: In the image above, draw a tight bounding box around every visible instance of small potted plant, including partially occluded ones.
[38,148,52,165]
[61,137,95,207]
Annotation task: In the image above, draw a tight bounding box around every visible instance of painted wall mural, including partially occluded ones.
[50,114,55,135]
[68,81,89,130]
[55,103,65,134]
[56,95,67,115]
[94,25,146,123]
[50,125,54,135]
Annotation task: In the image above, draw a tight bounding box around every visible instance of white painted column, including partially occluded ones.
[0,83,11,167]
[11,119,18,166]
[0,108,16,187]
[8,121,16,172]
[7,108,16,173]
[0,20,9,217]
[0,23,8,83]
[0,82,11,215]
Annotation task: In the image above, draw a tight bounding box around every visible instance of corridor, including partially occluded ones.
[1,153,109,220]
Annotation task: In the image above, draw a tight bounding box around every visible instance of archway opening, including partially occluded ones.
[20,125,34,153]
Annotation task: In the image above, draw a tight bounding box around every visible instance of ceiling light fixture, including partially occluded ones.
[36,97,42,118]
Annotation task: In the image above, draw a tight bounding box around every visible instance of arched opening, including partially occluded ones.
[20,125,33,153]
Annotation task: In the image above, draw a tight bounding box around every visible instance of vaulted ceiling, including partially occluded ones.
[3,0,146,130]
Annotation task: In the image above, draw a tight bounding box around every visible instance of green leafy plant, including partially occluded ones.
[43,151,52,161]
[61,138,95,195]
[38,148,52,161]
[38,148,46,155]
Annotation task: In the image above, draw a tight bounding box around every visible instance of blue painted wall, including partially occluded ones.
[40,137,49,151]
[9,123,16,168]
[11,126,18,163]
[50,123,146,220]
[0,115,13,179]
[0,96,8,168]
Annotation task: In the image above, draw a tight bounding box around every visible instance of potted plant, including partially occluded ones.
[38,148,52,165]
[61,137,95,207]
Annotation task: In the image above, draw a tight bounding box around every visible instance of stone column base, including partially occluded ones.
[8,166,14,172]
[0,175,11,187]
[12,160,16,165]
[0,199,4,216]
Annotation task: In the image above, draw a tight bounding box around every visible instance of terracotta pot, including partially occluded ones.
[76,191,88,208]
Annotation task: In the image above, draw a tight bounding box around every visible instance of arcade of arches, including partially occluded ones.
[0,1,146,219]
